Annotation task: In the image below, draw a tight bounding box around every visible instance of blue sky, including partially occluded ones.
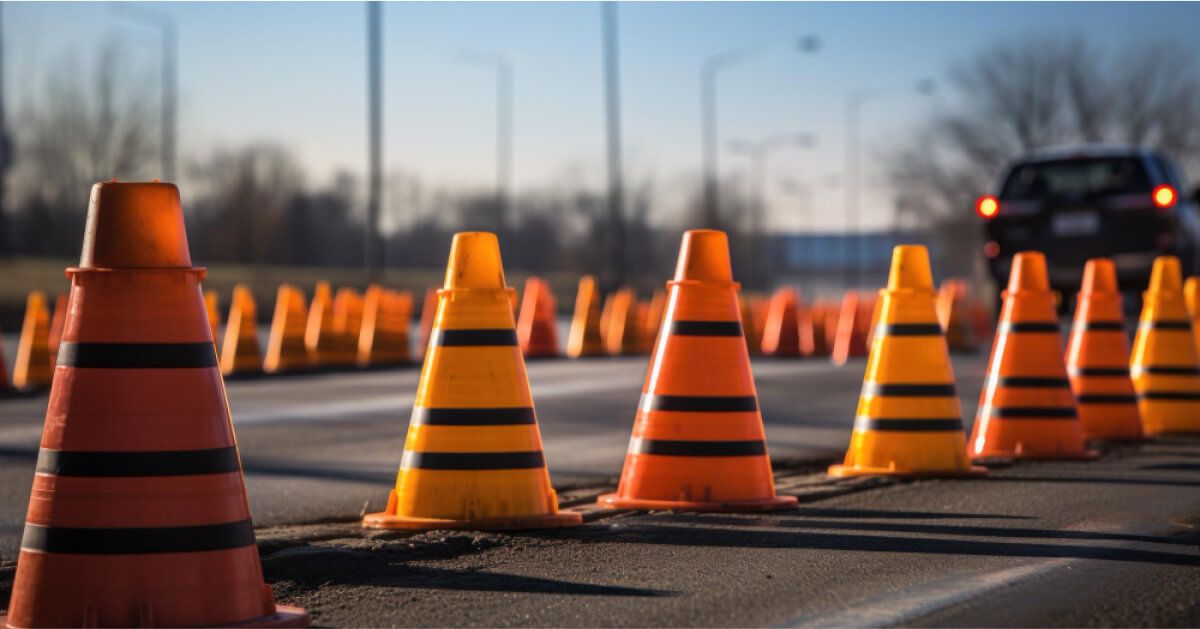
[7,2,1200,232]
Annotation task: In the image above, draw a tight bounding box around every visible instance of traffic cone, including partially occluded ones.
[47,292,68,360]
[739,295,764,355]
[305,281,339,367]
[604,287,642,355]
[937,279,979,352]
[358,285,412,367]
[263,284,310,374]
[417,286,439,360]
[598,230,798,512]
[761,287,802,357]
[1185,277,1200,357]
[204,289,220,344]
[13,290,54,390]
[3,181,308,628]
[516,277,560,358]
[566,275,605,358]
[969,252,1095,460]
[220,284,262,376]
[829,246,985,478]
[331,287,364,366]
[1130,256,1200,435]
[831,291,868,366]
[363,232,581,531]
[1064,259,1143,441]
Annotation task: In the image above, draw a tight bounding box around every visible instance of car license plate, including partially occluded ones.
[1052,211,1100,237]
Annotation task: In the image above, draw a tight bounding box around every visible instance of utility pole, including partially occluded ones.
[602,2,625,285]
[457,50,513,237]
[112,5,177,183]
[365,1,383,278]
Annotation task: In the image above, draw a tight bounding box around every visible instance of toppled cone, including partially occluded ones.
[1065,259,1143,441]
[1130,256,1200,435]
[566,275,605,358]
[829,246,984,478]
[264,284,310,374]
[517,277,560,358]
[968,251,1095,460]
[363,232,581,530]
[599,230,797,512]
[12,290,54,390]
[3,181,308,628]
[220,284,263,376]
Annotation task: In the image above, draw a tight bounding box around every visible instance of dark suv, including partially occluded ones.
[977,146,1200,303]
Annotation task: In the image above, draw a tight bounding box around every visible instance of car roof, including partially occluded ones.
[1014,144,1156,164]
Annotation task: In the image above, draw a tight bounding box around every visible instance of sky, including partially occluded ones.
[7,1,1200,233]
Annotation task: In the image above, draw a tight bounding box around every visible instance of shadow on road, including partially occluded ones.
[547,522,1199,567]
[780,507,1034,520]
[980,475,1200,488]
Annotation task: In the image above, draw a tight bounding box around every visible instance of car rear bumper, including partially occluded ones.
[988,250,1157,291]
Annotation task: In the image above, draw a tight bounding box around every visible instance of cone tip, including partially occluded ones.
[79,181,191,269]
[445,231,507,290]
[1081,258,1118,294]
[674,229,733,282]
[1149,256,1183,293]
[887,245,933,291]
[1008,251,1050,292]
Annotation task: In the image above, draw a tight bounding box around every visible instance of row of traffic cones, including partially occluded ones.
[8,181,1200,627]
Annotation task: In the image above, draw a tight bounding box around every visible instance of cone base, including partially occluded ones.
[361,510,582,531]
[597,492,798,513]
[827,464,988,479]
[1,606,311,629]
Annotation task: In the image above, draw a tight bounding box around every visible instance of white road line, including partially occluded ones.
[784,560,1063,628]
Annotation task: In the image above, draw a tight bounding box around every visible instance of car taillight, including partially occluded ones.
[983,241,1000,258]
[1152,184,1177,209]
[976,195,999,219]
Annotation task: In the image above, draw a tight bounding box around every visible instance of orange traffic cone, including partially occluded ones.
[220,284,262,376]
[567,275,606,358]
[1185,277,1200,359]
[516,277,560,358]
[204,289,220,344]
[643,290,668,346]
[603,287,642,355]
[761,287,802,357]
[831,291,868,366]
[363,232,581,531]
[332,287,365,366]
[1130,256,1200,434]
[937,279,979,352]
[599,230,798,512]
[803,301,831,357]
[3,181,308,628]
[829,245,985,478]
[13,291,54,390]
[263,284,311,374]
[305,281,344,367]
[969,252,1094,460]
[1065,259,1143,441]
[47,292,68,360]
[417,286,439,360]
[358,285,412,367]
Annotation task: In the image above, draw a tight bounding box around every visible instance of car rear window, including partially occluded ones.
[1000,157,1151,200]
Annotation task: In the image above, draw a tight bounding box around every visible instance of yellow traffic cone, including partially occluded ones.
[1130,257,1200,434]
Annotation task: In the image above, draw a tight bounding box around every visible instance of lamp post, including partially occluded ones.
[365,1,383,278]
[843,78,935,288]
[601,2,625,286]
[459,50,514,236]
[112,4,177,184]
[700,35,819,229]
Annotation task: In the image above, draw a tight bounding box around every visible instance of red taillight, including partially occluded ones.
[1152,184,1177,209]
[983,241,1000,258]
[976,195,999,219]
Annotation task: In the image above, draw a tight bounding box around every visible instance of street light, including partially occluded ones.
[458,50,514,236]
[726,133,816,288]
[111,4,177,183]
[843,78,935,288]
[365,2,383,278]
[601,2,625,287]
[700,35,819,229]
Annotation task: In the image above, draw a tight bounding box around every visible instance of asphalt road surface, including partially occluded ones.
[2,351,1198,626]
